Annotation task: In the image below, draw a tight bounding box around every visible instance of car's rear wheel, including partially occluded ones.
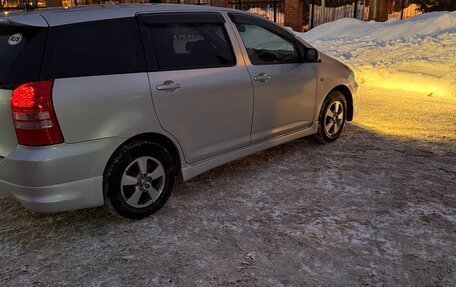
[104,141,175,219]
[315,90,348,143]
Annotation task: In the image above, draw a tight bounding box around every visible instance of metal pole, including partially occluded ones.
[309,0,315,30]
[400,0,406,19]
[354,0,358,19]
[310,0,314,29]
[273,0,277,23]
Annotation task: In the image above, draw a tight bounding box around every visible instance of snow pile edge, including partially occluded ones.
[296,11,456,97]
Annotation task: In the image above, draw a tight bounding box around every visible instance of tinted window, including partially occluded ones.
[0,26,46,88]
[42,18,146,79]
[141,20,236,71]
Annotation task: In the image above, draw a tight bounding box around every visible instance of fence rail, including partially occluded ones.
[306,0,369,30]
[307,0,422,30]
[227,0,421,31]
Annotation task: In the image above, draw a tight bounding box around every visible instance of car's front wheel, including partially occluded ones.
[315,90,348,143]
[104,141,175,219]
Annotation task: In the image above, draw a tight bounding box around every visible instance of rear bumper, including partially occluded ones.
[0,177,103,212]
[0,137,125,212]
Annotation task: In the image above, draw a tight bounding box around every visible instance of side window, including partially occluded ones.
[230,15,299,65]
[42,18,146,79]
[140,14,236,71]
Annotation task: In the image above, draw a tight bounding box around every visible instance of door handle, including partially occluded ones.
[156,80,181,92]
[253,73,271,82]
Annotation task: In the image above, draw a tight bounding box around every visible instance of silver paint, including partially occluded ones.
[0,5,357,213]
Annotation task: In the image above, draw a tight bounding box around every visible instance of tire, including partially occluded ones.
[315,90,348,144]
[104,140,175,219]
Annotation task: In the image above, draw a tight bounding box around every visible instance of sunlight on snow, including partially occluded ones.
[297,11,456,142]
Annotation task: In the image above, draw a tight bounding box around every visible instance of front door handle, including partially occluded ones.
[253,73,271,82]
[156,80,181,92]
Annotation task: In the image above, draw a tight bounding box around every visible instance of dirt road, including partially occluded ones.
[0,87,455,286]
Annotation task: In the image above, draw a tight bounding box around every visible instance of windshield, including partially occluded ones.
[0,24,46,89]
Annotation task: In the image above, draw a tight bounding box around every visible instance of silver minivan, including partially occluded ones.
[0,4,358,219]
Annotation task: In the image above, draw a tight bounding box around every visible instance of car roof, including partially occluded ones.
[0,4,244,27]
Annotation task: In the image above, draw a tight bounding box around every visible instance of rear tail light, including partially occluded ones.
[11,80,64,146]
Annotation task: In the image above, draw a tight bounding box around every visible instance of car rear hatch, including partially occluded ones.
[0,16,48,157]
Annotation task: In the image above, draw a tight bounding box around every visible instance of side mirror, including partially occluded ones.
[305,48,320,63]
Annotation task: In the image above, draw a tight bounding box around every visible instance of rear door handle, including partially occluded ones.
[156,80,181,92]
[253,73,271,82]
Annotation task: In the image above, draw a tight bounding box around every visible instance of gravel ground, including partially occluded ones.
[0,87,455,286]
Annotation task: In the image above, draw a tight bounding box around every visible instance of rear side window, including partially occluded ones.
[42,18,146,79]
[139,13,236,71]
[0,25,46,89]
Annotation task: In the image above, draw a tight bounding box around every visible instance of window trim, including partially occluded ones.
[138,12,237,72]
[137,12,226,25]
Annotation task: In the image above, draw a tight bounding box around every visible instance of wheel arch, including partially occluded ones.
[331,85,354,121]
[104,132,183,181]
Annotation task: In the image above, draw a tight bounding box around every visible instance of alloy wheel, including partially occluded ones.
[324,100,345,137]
[120,156,166,209]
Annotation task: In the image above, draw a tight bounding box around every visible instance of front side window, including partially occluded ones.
[229,14,299,65]
[42,18,146,79]
[140,15,236,71]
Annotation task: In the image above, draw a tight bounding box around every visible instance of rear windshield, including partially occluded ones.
[0,25,46,89]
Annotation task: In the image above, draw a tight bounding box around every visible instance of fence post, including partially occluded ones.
[310,0,314,29]
[354,0,358,19]
[285,0,304,31]
[321,0,325,23]
[400,0,406,19]
[211,0,230,8]
[274,0,277,23]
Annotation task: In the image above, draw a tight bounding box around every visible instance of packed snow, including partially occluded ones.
[296,11,456,98]
[0,10,455,287]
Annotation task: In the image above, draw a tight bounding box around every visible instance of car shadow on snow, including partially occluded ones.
[0,123,454,226]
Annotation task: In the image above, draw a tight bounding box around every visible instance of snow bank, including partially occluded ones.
[296,11,456,97]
